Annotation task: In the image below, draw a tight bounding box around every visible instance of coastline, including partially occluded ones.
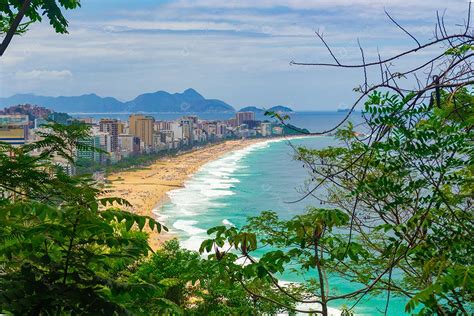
[103,138,275,250]
[103,135,343,315]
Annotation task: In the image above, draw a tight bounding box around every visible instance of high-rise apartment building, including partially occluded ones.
[129,115,154,148]
[260,122,272,137]
[0,115,29,146]
[97,132,113,162]
[180,120,193,143]
[216,122,227,137]
[159,130,174,144]
[99,119,119,152]
[117,121,126,134]
[236,111,255,125]
[155,120,172,132]
[77,135,101,162]
[118,134,140,155]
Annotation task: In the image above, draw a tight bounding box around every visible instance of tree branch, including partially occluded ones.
[0,0,32,57]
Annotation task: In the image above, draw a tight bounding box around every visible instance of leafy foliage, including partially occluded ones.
[201,88,473,315]
[200,208,357,315]
[0,0,81,35]
[117,239,289,315]
[0,122,165,314]
[297,88,474,314]
[0,121,290,315]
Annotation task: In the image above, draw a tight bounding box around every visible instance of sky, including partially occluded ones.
[0,0,470,110]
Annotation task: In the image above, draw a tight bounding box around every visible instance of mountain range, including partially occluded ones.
[0,89,236,113]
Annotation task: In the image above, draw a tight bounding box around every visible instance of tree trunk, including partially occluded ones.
[314,231,328,316]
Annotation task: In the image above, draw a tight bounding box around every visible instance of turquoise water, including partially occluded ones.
[159,136,408,315]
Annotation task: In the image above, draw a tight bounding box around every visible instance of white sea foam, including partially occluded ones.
[152,210,169,221]
[222,218,235,226]
[163,137,322,249]
[274,281,342,316]
[161,138,291,249]
[173,220,206,235]
[180,235,208,251]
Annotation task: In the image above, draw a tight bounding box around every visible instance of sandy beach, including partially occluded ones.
[103,138,268,250]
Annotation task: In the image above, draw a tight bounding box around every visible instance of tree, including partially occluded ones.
[1,122,282,315]
[200,209,358,315]
[201,5,473,315]
[0,122,167,314]
[0,0,81,56]
[120,239,293,315]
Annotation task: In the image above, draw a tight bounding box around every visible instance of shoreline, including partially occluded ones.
[104,135,343,315]
[104,135,318,250]
[103,138,277,250]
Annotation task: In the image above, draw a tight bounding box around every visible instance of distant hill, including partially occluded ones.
[239,105,294,113]
[0,104,51,119]
[282,124,310,135]
[239,106,265,113]
[0,93,123,113]
[269,105,293,112]
[0,104,52,126]
[125,89,234,113]
[0,104,74,126]
[0,89,235,113]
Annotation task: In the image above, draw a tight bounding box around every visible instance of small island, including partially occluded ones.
[239,105,294,113]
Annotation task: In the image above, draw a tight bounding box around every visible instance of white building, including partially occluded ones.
[260,122,272,137]
[118,134,140,156]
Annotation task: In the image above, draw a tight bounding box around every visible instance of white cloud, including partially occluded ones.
[1,0,470,110]
[168,0,466,13]
[14,69,73,80]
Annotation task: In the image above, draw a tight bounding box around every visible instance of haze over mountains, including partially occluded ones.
[0,89,293,114]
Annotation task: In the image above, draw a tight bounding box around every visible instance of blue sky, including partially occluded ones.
[0,0,469,110]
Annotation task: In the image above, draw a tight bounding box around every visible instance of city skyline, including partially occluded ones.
[0,0,468,111]
[0,103,288,167]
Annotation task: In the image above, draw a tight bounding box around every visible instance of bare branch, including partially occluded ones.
[291,35,473,68]
[385,9,421,47]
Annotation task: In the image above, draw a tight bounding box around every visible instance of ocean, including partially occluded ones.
[72,111,407,313]
[155,113,409,315]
